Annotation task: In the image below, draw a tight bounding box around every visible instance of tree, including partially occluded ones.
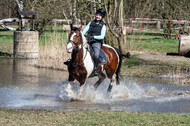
[99,0,127,54]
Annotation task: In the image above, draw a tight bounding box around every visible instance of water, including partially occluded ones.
[0,58,190,113]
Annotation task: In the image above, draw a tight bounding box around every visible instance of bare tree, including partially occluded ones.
[98,0,127,54]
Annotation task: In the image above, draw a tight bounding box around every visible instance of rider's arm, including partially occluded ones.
[82,22,91,35]
[94,25,106,40]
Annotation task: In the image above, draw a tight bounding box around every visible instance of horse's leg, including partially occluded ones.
[94,72,106,90]
[107,74,116,93]
[65,81,75,98]
[65,75,75,98]
[77,84,85,99]
[76,77,86,99]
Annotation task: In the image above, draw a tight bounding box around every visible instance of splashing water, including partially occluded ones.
[1,58,190,112]
[59,78,150,103]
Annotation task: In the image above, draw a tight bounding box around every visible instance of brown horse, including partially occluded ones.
[65,25,122,94]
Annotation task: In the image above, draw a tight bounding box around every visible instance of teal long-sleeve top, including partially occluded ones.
[82,21,106,40]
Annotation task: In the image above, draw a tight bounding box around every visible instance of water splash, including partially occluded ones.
[59,78,151,102]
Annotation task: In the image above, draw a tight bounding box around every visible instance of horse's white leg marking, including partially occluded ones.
[77,84,85,99]
[65,82,75,98]
[101,65,104,71]
[110,74,116,86]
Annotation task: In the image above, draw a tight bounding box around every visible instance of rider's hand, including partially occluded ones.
[87,34,94,43]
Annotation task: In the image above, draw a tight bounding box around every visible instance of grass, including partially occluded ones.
[0,29,14,53]
[126,31,179,52]
[0,109,190,125]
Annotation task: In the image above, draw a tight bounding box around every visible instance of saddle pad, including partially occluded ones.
[98,49,107,66]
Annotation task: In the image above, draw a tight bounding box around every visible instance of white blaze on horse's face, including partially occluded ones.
[66,32,76,53]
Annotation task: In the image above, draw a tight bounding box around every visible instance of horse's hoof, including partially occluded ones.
[107,85,113,93]
[70,97,81,102]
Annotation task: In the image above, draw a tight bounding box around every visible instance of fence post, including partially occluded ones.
[157,21,161,30]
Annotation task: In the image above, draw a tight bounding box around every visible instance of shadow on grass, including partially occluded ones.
[167,52,190,58]
[0,29,10,31]
[166,53,179,56]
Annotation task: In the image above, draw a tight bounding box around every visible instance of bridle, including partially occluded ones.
[67,36,81,51]
[67,32,89,68]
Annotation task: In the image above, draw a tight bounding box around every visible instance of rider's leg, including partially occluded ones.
[91,42,101,76]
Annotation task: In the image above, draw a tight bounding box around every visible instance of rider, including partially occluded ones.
[82,9,106,76]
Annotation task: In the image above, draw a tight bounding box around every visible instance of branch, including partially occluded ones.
[0,18,19,31]
[104,0,119,38]
[15,0,23,11]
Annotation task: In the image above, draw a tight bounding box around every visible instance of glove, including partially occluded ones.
[86,34,94,43]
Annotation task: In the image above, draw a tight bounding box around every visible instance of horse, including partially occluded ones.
[65,24,122,96]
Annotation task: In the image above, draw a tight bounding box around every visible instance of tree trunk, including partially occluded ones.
[118,0,127,54]
[118,33,126,54]
[72,0,77,24]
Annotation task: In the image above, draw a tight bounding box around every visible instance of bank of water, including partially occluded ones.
[0,58,190,113]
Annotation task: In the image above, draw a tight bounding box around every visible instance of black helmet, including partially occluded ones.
[96,9,106,18]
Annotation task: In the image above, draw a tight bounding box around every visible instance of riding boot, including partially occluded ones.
[64,59,71,66]
[94,59,100,76]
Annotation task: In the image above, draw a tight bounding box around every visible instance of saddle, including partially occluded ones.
[64,44,107,67]
[88,44,107,66]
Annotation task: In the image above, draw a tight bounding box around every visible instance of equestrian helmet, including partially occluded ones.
[96,9,106,18]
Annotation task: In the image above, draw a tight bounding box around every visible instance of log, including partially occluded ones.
[0,18,19,31]
[178,35,190,56]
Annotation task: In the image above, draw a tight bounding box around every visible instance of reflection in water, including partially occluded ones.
[13,59,39,83]
[0,58,190,113]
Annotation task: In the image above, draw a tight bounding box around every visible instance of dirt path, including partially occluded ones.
[130,51,190,64]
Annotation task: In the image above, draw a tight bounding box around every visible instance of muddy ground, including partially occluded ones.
[131,51,190,64]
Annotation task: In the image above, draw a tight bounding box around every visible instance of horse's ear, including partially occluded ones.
[70,24,73,30]
[78,25,82,31]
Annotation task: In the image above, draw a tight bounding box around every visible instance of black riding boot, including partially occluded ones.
[64,59,71,66]
[94,59,100,76]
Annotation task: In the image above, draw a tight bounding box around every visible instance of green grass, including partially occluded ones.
[0,29,14,53]
[123,54,141,67]
[0,109,190,125]
[127,31,179,52]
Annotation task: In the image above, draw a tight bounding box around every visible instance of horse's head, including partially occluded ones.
[66,24,83,53]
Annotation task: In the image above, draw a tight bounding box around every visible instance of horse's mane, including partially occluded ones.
[71,27,79,32]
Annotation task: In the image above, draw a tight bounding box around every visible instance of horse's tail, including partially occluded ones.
[114,47,123,85]
[114,48,130,85]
